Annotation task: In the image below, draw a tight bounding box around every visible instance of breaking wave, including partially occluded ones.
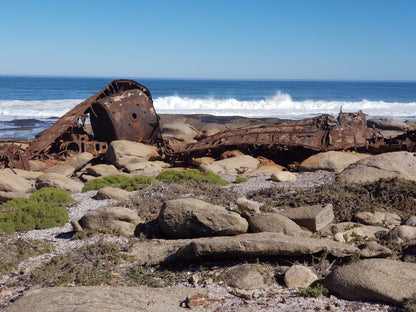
[1,92,416,121]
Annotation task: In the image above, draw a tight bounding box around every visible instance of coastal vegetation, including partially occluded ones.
[0,188,73,233]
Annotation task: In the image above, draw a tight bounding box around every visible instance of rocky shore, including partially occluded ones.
[1,115,416,311]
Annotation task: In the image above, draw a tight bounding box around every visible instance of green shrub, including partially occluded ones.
[0,188,73,233]
[235,176,248,184]
[297,284,329,298]
[82,175,156,192]
[156,169,230,186]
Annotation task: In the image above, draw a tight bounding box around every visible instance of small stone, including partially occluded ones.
[224,265,264,289]
[284,265,318,289]
[186,294,206,309]
[190,273,199,285]
[326,304,336,311]
[405,215,416,226]
[236,197,260,217]
[271,171,296,182]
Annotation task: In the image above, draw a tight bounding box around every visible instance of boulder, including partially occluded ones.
[128,232,360,265]
[248,213,311,237]
[220,150,244,159]
[0,191,30,202]
[358,241,393,258]
[190,157,216,167]
[284,265,318,289]
[300,151,370,173]
[86,164,122,177]
[224,265,264,289]
[76,206,142,237]
[271,171,296,182]
[334,225,388,243]
[28,159,47,171]
[279,204,334,232]
[124,161,170,174]
[64,152,93,171]
[235,197,260,217]
[389,225,416,243]
[95,187,133,201]
[35,173,84,192]
[12,169,43,181]
[337,151,416,183]
[324,259,416,305]
[367,118,410,131]
[0,171,32,193]
[354,211,401,227]
[159,198,248,238]
[199,155,260,175]
[161,123,199,143]
[405,215,416,226]
[45,164,75,177]
[105,140,160,169]
[199,123,226,137]
[246,157,285,175]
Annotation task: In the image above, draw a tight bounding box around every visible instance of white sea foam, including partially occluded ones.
[1,92,416,121]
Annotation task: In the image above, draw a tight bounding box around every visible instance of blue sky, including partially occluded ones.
[0,0,415,80]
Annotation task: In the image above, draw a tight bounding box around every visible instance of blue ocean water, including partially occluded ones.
[0,76,415,139]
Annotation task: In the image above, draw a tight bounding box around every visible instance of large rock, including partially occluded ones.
[271,171,296,182]
[337,151,416,183]
[86,164,122,177]
[0,191,30,202]
[199,155,260,175]
[124,160,170,174]
[389,225,416,243]
[64,152,93,171]
[279,204,334,232]
[76,207,142,237]
[354,211,401,227]
[159,198,248,238]
[235,197,260,217]
[300,151,370,173]
[224,265,264,289]
[0,171,32,193]
[248,213,311,237]
[178,232,360,260]
[35,173,84,192]
[45,164,75,177]
[334,225,388,243]
[161,122,199,143]
[95,187,133,201]
[367,118,410,131]
[246,157,285,175]
[12,169,43,181]
[105,140,160,169]
[127,232,360,265]
[284,265,318,289]
[324,259,416,305]
[6,286,213,312]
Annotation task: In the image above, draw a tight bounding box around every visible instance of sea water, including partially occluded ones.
[0,76,415,139]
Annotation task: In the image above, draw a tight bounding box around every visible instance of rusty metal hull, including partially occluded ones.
[25,79,161,161]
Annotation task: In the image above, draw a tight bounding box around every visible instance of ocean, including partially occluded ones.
[0,76,415,139]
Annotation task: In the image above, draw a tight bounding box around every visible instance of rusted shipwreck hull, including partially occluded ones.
[1,79,416,169]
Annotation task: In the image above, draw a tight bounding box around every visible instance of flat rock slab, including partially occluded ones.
[324,259,416,306]
[279,204,334,232]
[5,286,215,312]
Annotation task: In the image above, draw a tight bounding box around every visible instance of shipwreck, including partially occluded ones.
[1,79,415,170]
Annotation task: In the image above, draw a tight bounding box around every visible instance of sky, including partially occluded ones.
[0,0,415,80]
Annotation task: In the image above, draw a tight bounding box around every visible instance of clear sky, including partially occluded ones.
[1,0,415,80]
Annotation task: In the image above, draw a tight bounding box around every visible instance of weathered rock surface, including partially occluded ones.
[324,259,416,305]
[0,171,32,193]
[248,213,311,237]
[161,122,199,143]
[337,151,416,183]
[271,171,296,182]
[389,225,416,243]
[235,197,260,217]
[6,286,213,312]
[279,204,334,232]
[86,164,122,177]
[95,187,133,201]
[64,152,93,171]
[35,173,84,192]
[159,198,248,238]
[0,190,30,202]
[199,155,260,175]
[358,241,393,258]
[12,169,43,181]
[190,157,216,167]
[105,140,160,169]
[224,265,264,289]
[128,233,360,265]
[354,211,401,227]
[178,232,360,260]
[406,215,416,226]
[300,151,370,173]
[284,265,318,289]
[76,206,142,237]
[45,164,75,177]
[367,118,410,131]
[334,225,388,243]
[124,160,170,173]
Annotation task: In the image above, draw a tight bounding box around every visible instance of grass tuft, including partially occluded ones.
[297,284,329,298]
[156,169,229,186]
[82,175,156,192]
[235,176,249,184]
